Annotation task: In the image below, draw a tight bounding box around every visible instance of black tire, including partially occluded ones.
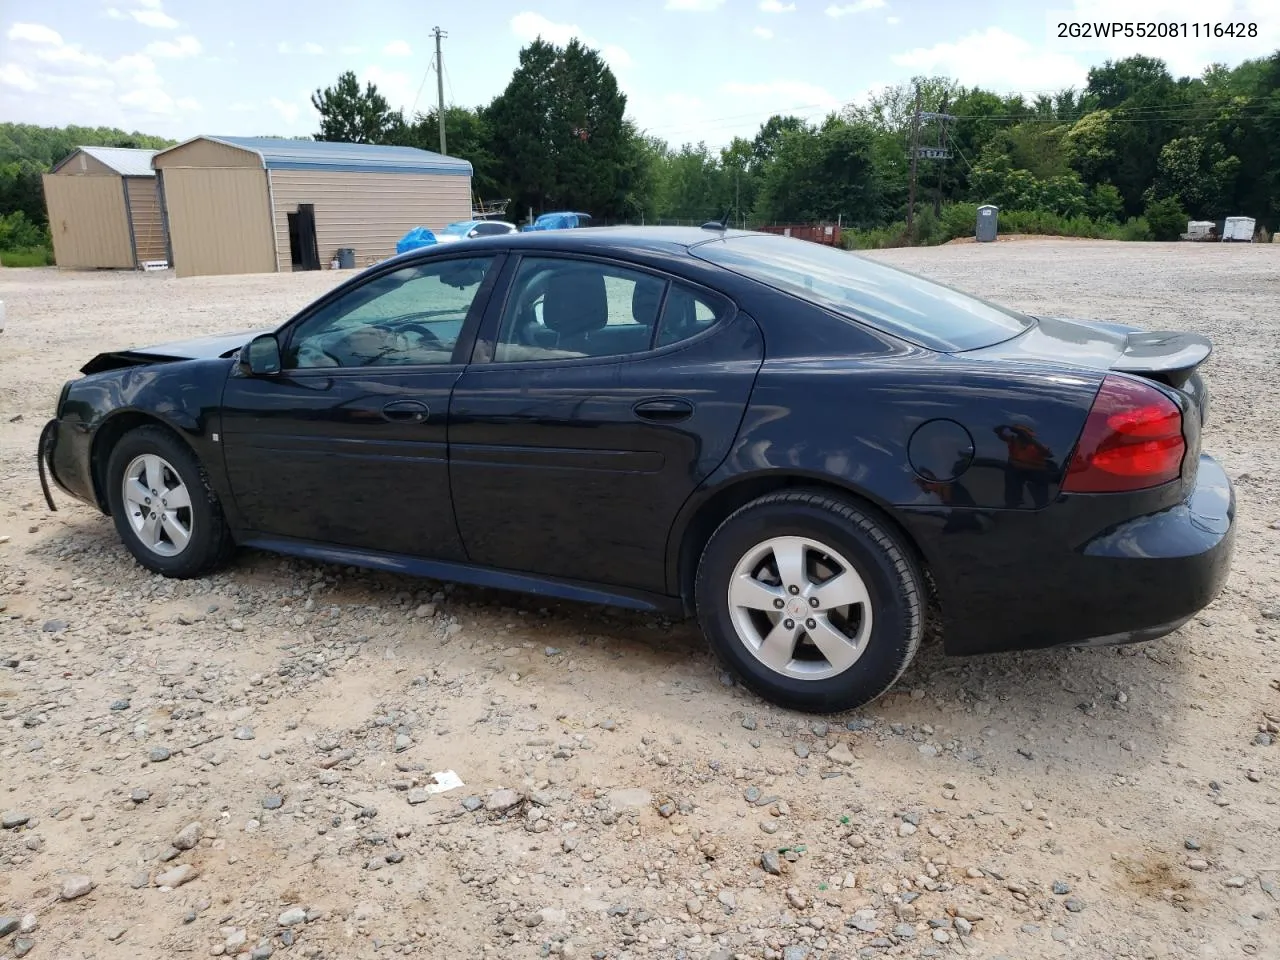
[695,489,923,713]
[105,425,235,578]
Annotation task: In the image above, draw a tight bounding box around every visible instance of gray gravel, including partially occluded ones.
[0,242,1276,958]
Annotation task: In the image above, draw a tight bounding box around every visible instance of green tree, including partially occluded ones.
[398,105,501,196]
[755,119,883,226]
[1144,196,1186,240]
[1063,110,1117,183]
[311,71,403,143]
[487,37,635,218]
[750,115,810,169]
[1149,135,1240,218]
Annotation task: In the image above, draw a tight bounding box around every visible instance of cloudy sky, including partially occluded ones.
[2,0,1277,148]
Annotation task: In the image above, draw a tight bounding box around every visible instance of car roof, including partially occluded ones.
[505,225,753,252]
[380,226,759,268]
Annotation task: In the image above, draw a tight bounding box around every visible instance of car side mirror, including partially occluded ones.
[244,334,281,376]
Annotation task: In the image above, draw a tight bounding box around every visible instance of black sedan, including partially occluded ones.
[38,227,1235,712]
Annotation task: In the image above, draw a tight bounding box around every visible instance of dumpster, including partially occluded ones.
[976,205,998,242]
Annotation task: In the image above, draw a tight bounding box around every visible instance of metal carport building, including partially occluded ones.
[42,146,168,269]
[151,136,473,278]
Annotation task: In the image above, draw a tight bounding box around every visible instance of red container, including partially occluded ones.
[757,223,843,246]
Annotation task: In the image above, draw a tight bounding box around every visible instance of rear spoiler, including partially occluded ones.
[1111,332,1211,389]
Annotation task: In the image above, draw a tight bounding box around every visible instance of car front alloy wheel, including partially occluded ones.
[121,453,194,557]
[105,424,235,579]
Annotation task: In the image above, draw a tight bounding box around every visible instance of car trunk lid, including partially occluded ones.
[959,315,1211,388]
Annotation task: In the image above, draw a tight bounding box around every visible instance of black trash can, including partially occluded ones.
[337,247,356,269]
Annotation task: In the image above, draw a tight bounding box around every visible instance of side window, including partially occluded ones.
[285,256,493,369]
[493,257,668,362]
[656,283,728,347]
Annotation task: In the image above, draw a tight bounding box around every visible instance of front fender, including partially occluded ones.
[56,358,234,514]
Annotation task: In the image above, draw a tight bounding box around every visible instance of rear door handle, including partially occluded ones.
[381,399,430,423]
[633,397,694,422]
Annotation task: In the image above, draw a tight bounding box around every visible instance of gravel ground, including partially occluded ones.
[1,239,1278,960]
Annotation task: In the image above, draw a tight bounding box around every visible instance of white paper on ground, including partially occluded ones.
[425,770,464,794]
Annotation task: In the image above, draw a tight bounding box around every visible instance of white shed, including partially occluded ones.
[1222,217,1256,242]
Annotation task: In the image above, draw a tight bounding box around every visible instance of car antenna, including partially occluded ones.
[701,207,732,232]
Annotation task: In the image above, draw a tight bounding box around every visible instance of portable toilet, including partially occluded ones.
[976,205,998,242]
[1222,216,1255,242]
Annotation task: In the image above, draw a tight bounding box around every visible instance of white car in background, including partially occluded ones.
[434,220,519,244]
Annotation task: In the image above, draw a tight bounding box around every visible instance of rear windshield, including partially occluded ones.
[692,234,1032,351]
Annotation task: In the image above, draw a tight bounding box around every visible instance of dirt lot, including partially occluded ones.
[1,240,1278,960]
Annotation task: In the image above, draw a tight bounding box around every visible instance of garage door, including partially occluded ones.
[161,167,275,277]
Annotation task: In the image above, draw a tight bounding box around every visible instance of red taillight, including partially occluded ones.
[1063,375,1186,493]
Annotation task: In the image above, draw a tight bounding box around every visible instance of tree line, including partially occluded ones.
[310,41,1280,245]
[4,40,1280,262]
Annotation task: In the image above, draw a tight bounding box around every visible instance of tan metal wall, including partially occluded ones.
[162,167,276,277]
[57,151,118,177]
[154,139,261,169]
[124,176,167,263]
[42,173,134,269]
[268,170,471,268]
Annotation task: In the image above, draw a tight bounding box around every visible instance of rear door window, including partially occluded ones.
[692,234,1031,351]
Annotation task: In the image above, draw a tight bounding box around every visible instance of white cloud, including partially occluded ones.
[227,101,257,113]
[362,65,415,112]
[602,44,632,68]
[8,23,63,45]
[759,0,796,10]
[303,42,324,55]
[721,79,842,113]
[665,0,725,9]
[508,12,632,72]
[136,0,162,8]
[383,39,411,56]
[886,15,900,24]
[270,97,300,123]
[119,86,175,113]
[753,26,775,39]
[510,12,581,46]
[826,0,885,16]
[0,63,39,91]
[106,7,126,19]
[131,8,178,29]
[892,27,1086,92]
[175,96,200,111]
[146,35,201,58]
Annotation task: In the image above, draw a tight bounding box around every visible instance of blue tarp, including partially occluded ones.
[396,226,437,254]
[521,211,592,232]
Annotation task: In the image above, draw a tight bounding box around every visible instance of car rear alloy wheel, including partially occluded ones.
[121,454,193,557]
[696,489,923,713]
[727,536,873,681]
[106,425,235,579]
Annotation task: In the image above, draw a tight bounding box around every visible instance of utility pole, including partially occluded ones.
[934,94,948,217]
[906,85,922,239]
[432,26,448,155]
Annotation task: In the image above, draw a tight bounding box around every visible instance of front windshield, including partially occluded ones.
[442,222,473,236]
[693,234,1032,352]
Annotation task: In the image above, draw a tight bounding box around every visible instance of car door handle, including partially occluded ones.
[633,397,694,422]
[381,399,430,423]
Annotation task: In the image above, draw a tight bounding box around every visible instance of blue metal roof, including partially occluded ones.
[200,136,472,176]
